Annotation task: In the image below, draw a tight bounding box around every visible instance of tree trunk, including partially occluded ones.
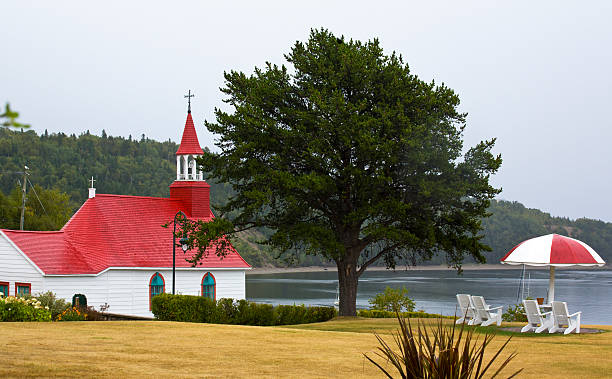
[336,258,359,316]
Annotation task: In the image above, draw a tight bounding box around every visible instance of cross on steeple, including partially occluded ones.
[89,176,96,188]
[184,90,195,113]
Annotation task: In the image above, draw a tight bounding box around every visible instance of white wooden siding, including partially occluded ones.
[0,232,246,317]
[0,232,44,296]
[44,269,246,317]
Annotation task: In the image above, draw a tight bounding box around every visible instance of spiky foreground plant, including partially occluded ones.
[365,315,522,378]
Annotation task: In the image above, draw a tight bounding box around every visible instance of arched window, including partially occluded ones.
[201,273,216,300]
[149,272,165,309]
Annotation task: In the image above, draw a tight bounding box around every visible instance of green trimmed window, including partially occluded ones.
[201,273,215,300]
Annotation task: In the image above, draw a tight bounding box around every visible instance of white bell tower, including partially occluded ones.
[176,154,204,181]
[175,90,204,181]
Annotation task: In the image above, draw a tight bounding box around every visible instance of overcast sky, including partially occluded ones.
[2,1,611,221]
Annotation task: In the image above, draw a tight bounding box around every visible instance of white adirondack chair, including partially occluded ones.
[471,296,503,326]
[549,301,581,334]
[455,294,475,324]
[521,300,552,333]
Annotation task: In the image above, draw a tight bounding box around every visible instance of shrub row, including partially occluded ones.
[0,296,52,322]
[357,309,453,319]
[151,294,337,325]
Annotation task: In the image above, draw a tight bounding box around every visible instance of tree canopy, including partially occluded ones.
[0,184,73,231]
[182,29,502,315]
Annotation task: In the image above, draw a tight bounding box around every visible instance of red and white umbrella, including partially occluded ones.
[501,234,605,302]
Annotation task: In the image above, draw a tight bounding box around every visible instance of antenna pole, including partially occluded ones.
[19,166,28,230]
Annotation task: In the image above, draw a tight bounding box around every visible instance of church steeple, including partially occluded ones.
[175,91,204,180]
[170,93,211,218]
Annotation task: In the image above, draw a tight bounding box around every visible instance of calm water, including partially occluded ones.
[246,269,612,325]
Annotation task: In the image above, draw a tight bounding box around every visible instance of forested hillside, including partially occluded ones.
[1,128,178,203]
[480,200,612,265]
[1,128,610,267]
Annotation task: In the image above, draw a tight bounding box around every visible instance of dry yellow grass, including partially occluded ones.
[0,319,610,378]
[0,321,382,378]
[291,318,612,378]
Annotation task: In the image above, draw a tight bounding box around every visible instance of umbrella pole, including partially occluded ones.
[548,266,555,303]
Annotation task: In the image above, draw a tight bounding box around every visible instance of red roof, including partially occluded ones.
[176,112,204,155]
[1,194,250,275]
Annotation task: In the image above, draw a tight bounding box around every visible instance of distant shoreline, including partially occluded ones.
[246,264,609,275]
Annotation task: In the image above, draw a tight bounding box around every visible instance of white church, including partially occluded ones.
[0,104,250,317]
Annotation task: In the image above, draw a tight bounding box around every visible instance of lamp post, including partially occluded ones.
[173,210,189,295]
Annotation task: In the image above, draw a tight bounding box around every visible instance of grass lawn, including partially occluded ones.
[0,318,611,378]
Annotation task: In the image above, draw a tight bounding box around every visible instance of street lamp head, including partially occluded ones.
[179,237,189,252]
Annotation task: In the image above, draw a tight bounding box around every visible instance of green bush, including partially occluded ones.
[503,303,528,322]
[234,299,275,326]
[368,286,415,312]
[151,294,218,323]
[217,298,239,323]
[235,299,255,324]
[300,304,337,324]
[33,291,70,321]
[0,296,52,322]
[275,304,305,325]
[358,309,453,319]
[150,293,172,320]
[273,303,336,325]
[199,297,222,323]
[151,294,336,326]
[249,301,276,326]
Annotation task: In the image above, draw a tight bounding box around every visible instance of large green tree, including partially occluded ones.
[180,29,502,315]
[0,185,73,230]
